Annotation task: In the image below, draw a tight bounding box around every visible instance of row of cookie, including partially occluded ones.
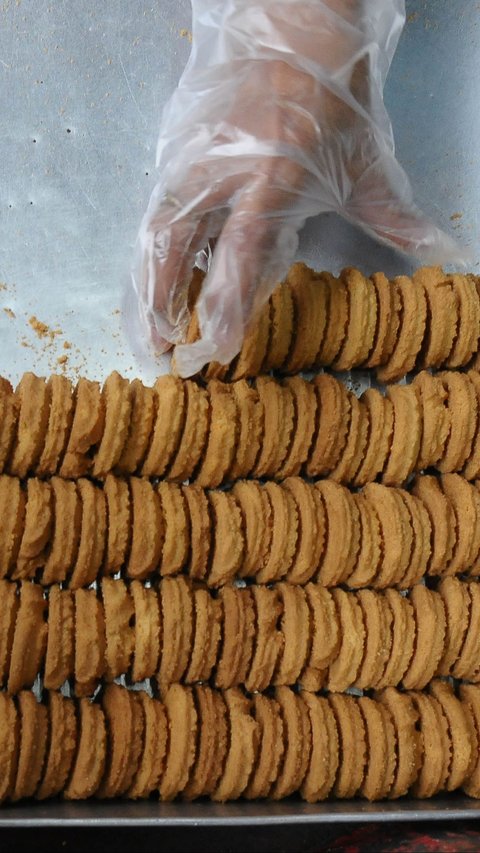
[179,264,480,383]
[1,471,479,589]
[3,574,480,697]
[3,368,480,489]
[3,679,480,804]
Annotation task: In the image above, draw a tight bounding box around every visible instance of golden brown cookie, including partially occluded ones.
[96,685,143,799]
[253,377,294,479]
[60,377,105,478]
[316,272,349,365]
[229,300,271,381]
[300,585,340,691]
[299,692,339,802]
[269,687,311,801]
[103,474,131,575]
[412,371,450,470]
[131,580,161,683]
[0,378,17,475]
[8,581,47,694]
[333,268,377,370]
[284,264,328,372]
[199,690,229,797]
[245,586,283,693]
[0,580,18,688]
[227,380,264,480]
[244,693,284,800]
[354,389,394,487]
[413,266,458,368]
[364,271,401,369]
[262,282,294,371]
[44,586,75,690]
[354,589,393,690]
[74,588,106,697]
[168,380,209,481]
[141,376,186,477]
[194,380,237,488]
[156,482,189,577]
[255,482,298,584]
[464,370,480,480]
[395,489,432,589]
[64,698,106,800]
[437,371,477,473]
[459,683,480,798]
[206,491,244,587]
[408,691,448,799]
[101,578,134,681]
[358,696,396,801]
[446,273,480,367]
[36,692,77,801]
[402,585,446,690]
[411,475,456,578]
[12,479,52,580]
[376,589,415,689]
[127,691,168,800]
[326,588,365,692]
[283,477,325,584]
[436,577,471,676]
[11,692,48,801]
[430,679,475,792]
[127,477,163,580]
[183,686,228,801]
[363,483,407,588]
[115,379,156,475]
[36,374,74,476]
[374,687,421,799]
[273,584,310,686]
[42,478,82,585]
[0,476,25,580]
[376,275,427,382]
[0,692,19,802]
[330,393,369,485]
[68,479,106,588]
[215,586,255,690]
[182,484,211,581]
[276,377,317,479]
[346,493,382,589]
[315,481,360,586]
[212,688,258,802]
[441,474,480,577]
[452,581,480,682]
[157,576,193,695]
[160,684,198,801]
[306,374,351,477]
[9,373,51,478]
[232,481,272,579]
[328,693,366,799]
[185,587,222,684]
[382,384,421,486]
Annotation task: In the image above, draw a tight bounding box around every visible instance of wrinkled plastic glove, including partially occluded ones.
[131,0,465,377]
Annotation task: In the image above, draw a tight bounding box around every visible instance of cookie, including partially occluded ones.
[74,588,106,697]
[36,374,74,476]
[315,481,360,586]
[283,477,325,584]
[441,474,480,576]
[394,489,432,589]
[363,271,401,368]
[60,377,105,477]
[376,275,427,382]
[346,493,382,589]
[244,694,284,800]
[333,268,377,370]
[127,691,168,800]
[245,586,283,693]
[0,378,17,474]
[0,580,18,687]
[103,474,131,575]
[330,393,369,485]
[185,587,222,684]
[315,272,348,365]
[141,376,186,477]
[0,692,19,802]
[437,371,477,473]
[11,692,48,801]
[430,679,475,792]
[459,684,480,798]
[262,283,294,371]
[182,484,211,581]
[131,580,161,683]
[232,481,272,579]
[328,693,366,799]
[168,380,209,481]
[354,389,394,487]
[402,585,446,690]
[157,482,190,577]
[206,491,244,587]
[284,264,328,372]
[276,377,317,478]
[215,587,255,690]
[8,581,47,694]
[446,273,480,367]
[198,689,229,797]
[300,585,339,691]
[157,576,193,695]
[212,688,258,802]
[0,476,25,579]
[127,477,163,580]
[12,479,52,579]
[101,578,135,681]
[464,370,480,480]
[229,300,271,380]
[413,266,457,368]
[158,684,197,799]
[411,475,456,577]
[42,478,82,585]
[437,577,471,676]
[68,479,106,588]
[8,373,51,478]
[354,589,393,690]
[408,691,448,799]
[306,374,351,477]
[194,380,237,487]
[44,586,75,690]
[376,589,415,689]
[255,482,298,584]
[363,483,408,588]
[227,380,263,480]
[326,588,365,692]
[98,686,144,799]
[452,581,480,682]
[183,686,227,801]
[358,696,395,801]
[270,686,311,800]
[36,692,77,801]
[115,379,155,475]
[64,698,106,800]
[273,584,310,686]
[412,371,450,469]
[300,692,339,802]
[253,377,294,478]
[382,384,422,486]
[374,687,421,799]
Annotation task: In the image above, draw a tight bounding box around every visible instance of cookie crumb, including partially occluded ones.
[450,212,463,221]
[179,27,192,42]
[3,307,15,319]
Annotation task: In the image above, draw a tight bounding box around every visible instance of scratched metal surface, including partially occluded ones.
[0,0,479,386]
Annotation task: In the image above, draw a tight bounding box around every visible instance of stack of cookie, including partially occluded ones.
[2,262,480,806]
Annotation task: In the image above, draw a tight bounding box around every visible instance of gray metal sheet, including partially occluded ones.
[0,0,479,826]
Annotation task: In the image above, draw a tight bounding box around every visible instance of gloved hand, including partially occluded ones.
[131,0,465,377]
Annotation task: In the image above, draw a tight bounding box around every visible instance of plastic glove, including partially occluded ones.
[131,0,466,377]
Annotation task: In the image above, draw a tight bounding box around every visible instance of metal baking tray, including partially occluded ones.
[0,0,479,825]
